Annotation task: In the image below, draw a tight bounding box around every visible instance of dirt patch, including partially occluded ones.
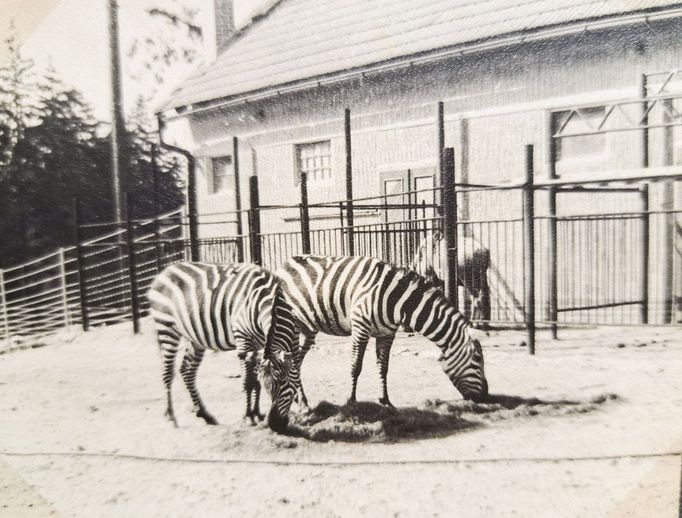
[289,393,619,442]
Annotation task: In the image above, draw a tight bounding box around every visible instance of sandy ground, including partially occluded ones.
[0,321,681,517]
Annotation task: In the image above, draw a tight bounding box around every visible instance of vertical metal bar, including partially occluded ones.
[523,145,536,355]
[442,147,459,310]
[546,111,559,338]
[233,136,244,262]
[249,176,262,266]
[437,101,445,190]
[345,108,355,255]
[338,201,345,255]
[661,98,674,323]
[0,269,9,345]
[58,247,70,328]
[638,73,649,169]
[640,184,650,324]
[74,199,90,332]
[186,154,200,262]
[125,193,141,334]
[300,171,311,254]
[151,144,164,274]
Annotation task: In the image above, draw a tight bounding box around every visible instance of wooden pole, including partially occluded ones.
[442,147,459,310]
[233,136,244,261]
[108,0,125,225]
[523,145,536,355]
[345,108,354,255]
[74,199,90,332]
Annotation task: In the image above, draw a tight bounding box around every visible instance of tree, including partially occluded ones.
[0,38,185,267]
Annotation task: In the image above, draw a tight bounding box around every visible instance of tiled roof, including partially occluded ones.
[163,0,682,110]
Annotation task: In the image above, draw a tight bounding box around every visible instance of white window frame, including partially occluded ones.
[295,140,332,185]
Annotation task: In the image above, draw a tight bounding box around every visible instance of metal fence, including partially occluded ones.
[2,147,681,354]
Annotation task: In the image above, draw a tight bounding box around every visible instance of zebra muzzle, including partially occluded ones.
[267,410,289,433]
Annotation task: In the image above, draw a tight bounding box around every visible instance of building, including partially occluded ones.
[161,0,682,324]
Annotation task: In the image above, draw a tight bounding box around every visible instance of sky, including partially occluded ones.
[0,0,273,120]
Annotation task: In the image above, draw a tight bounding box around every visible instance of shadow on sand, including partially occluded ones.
[288,400,481,442]
[288,393,619,442]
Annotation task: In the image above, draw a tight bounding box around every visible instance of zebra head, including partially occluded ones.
[439,336,488,402]
[258,295,299,433]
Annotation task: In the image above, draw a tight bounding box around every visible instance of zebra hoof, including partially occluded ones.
[198,410,218,425]
[164,409,179,428]
[256,412,265,422]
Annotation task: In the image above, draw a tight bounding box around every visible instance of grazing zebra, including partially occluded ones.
[148,262,299,433]
[411,230,491,323]
[277,255,488,409]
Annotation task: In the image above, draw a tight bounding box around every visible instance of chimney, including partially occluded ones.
[213,0,235,54]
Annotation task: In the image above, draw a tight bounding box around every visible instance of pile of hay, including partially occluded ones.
[288,394,619,442]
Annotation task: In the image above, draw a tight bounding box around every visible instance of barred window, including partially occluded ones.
[296,140,331,184]
[210,155,233,194]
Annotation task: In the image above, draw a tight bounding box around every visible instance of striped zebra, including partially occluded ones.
[277,255,488,409]
[148,262,299,433]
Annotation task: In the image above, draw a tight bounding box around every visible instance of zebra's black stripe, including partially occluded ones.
[278,256,488,407]
[148,262,298,432]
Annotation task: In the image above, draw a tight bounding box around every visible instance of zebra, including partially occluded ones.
[277,255,488,409]
[148,262,299,433]
[411,230,491,323]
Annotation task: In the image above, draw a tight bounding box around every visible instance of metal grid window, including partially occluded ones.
[210,155,233,194]
[296,140,331,184]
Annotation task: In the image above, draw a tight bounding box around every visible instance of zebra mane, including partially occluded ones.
[263,285,283,360]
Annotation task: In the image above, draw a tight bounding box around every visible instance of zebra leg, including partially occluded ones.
[375,335,396,408]
[348,332,369,405]
[239,349,259,426]
[252,379,265,422]
[180,346,218,425]
[157,327,181,427]
[296,332,316,411]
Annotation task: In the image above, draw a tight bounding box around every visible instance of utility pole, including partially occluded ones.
[109,0,125,224]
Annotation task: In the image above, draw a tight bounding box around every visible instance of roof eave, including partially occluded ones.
[160,5,682,121]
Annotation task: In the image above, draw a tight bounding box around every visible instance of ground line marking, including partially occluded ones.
[0,450,679,467]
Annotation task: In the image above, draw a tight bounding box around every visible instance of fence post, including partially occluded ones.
[546,111,559,339]
[299,171,311,254]
[233,136,244,262]
[640,183,650,324]
[249,176,262,266]
[638,73,649,169]
[125,193,141,334]
[437,101,445,207]
[0,269,9,345]
[151,144,164,274]
[523,145,536,355]
[187,154,200,262]
[57,247,71,329]
[345,108,355,255]
[442,147,459,310]
[73,199,90,332]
